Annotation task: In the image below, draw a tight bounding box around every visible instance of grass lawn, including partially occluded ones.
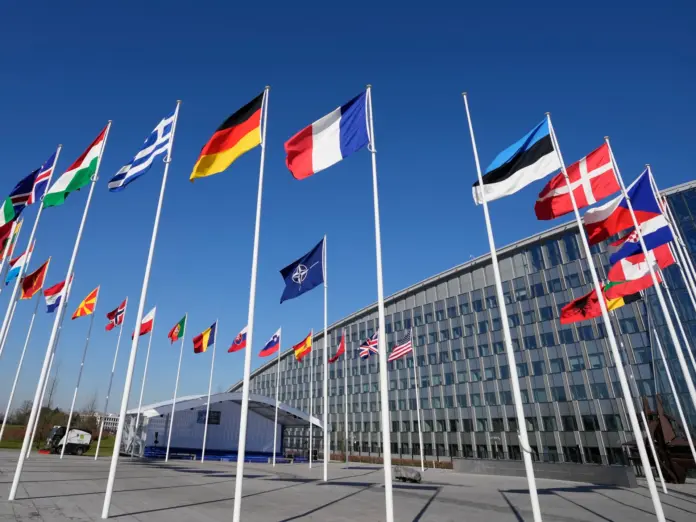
[0,440,23,450]
[84,435,115,456]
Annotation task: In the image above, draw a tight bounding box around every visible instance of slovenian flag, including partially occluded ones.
[285,91,369,180]
[44,279,68,313]
[259,328,281,357]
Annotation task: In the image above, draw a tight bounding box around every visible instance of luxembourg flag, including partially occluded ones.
[228,326,248,353]
[285,91,369,180]
[5,244,32,285]
[44,279,67,313]
[259,328,281,357]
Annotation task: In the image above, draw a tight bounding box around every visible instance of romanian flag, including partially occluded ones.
[293,331,312,361]
[72,286,99,319]
[20,258,50,300]
[193,321,217,354]
[190,92,264,181]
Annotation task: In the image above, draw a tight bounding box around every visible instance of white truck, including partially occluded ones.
[45,426,92,455]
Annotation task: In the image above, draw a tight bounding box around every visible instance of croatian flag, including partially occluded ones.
[44,279,67,313]
[285,91,369,180]
[29,151,58,205]
[608,214,674,265]
[228,326,248,353]
[259,328,281,357]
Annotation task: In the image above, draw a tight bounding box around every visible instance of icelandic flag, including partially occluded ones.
[44,279,67,313]
[108,111,175,191]
[285,91,369,180]
[583,170,661,245]
[228,326,248,353]
[29,151,58,205]
[5,246,31,285]
[259,328,281,357]
[608,214,674,265]
[279,238,325,303]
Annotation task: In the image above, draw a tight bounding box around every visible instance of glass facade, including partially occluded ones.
[229,181,696,465]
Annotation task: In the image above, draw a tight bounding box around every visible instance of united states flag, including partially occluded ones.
[387,330,413,362]
[359,331,379,359]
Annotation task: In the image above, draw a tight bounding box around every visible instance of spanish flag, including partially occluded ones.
[72,286,99,320]
[293,331,312,361]
[190,92,264,181]
[193,321,217,354]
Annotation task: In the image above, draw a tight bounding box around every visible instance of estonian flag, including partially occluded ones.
[473,118,561,204]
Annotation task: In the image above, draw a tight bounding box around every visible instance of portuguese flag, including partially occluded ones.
[168,315,187,343]
[190,92,264,181]
[44,126,108,208]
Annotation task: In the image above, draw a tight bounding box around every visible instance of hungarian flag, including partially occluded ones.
[105,298,127,331]
[535,143,619,220]
[605,244,674,299]
[190,93,263,181]
[168,315,186,343]
[44,126,108,208]
[72,286,100,320]
[328,332,346,364]
[293,331,312,361]
[20,258,50,300]
[193,321,217,354]
[228,326,247,353]
[133,307,156,338]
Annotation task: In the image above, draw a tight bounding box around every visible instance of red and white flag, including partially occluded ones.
[132,306,156,338]
[105,298,127,331]
[328,333,346,364]
[387,330,413,362]
[535,143,619,220]
[606,244,675,298]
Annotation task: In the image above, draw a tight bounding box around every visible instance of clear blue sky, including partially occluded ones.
[0,1,694,412]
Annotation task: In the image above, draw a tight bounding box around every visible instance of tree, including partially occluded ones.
[8,400,33,426]
[46,361,61,409]
[78,390,99,435]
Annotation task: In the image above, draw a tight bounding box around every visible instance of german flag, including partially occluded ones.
[72,286,100,320]
[190,92,264,181]
[293,331,312,361]
[193,321,217,354]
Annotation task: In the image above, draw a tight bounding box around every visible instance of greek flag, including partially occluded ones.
[108,111,175,191]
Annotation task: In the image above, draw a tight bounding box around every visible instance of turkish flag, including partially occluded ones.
[535,143,619,220]
[328,333,346,364]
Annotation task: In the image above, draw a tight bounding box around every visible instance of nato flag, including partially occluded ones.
[280,238,325,303]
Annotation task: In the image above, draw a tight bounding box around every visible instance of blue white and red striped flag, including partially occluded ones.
[359,331,379,359]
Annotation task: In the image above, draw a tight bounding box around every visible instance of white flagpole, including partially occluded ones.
[131,319,155,458]
[662,194,696,292]
[462,94,541,522]
[232,86,270,522]
[309,329,314,469]
[165,313,187,462]
[546,126,663,520]
[201,320,218,462]
[661,275,696,374]
[343,329,348,465]
[0,220,18,282]
[95,300,128,460]
[273,330,282,467]
[102,102,181,518]
[640,410,667,494]
[667,241,696,316]
[61,288,100,458]
[366,85,394,522]
[10,122,111,500]
[410,329,425,472]
[0,296,41,442]
[0,221,23,358]
[322,236,329,481]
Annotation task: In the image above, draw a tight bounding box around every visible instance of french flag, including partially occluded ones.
[228,326,248,353]
[285,91,369,180]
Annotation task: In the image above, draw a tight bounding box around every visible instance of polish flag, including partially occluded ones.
[133,307,156,338]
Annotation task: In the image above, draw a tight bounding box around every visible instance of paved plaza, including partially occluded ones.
[0,450,694,521]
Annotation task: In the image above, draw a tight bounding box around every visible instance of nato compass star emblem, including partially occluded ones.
[292,262,319,286]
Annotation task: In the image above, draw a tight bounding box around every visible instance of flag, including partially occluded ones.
[29,151,58,205]
[293,332,312,361]
[0,222,14,256]
[535,143,619,220]
[109,112,175,191]
[9,170,38,216]
[20,258,50,300]
[193,322,217,354]
[44,126,107,208]
[280,238,325,303]
[105,299,127,331]
[328,333,346,364]
[359,331,379,359]
[285,91,369,180]
[44,279,67,313]
[259,329,281,357]
[5,244,32,285]
[608,214,674,265]
[168,315,186,343]
[472,118,561,205]
[190,93,263,181]
[560,287,607,324]
[605,244,674,299]
[133,307,156,338]
[387,330,413,362]
[607,292,641,312]
[583,170,661,244]
[228,326,248,353]
[0,198,16,228]
[72,286,99,319]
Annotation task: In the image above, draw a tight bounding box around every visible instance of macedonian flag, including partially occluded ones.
[72,286,99,320]
[190,92,264,181]
[293,331,312,361]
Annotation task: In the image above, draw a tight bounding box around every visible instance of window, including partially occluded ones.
[520,390,530,403]
[620,317,639,334]
[449,419,459,432]
[523,335,537,350]
[486,295,498,308]
[447,305,458,318]
[414,312,423,326]
[459,299,470,315]
[565,273,581,288]
[547,278,563,292]
[485,367,497,380]
[400,378,408,390]
[578,325,595,341]
[421,376,430,387]
[428,332,438,344]
[532,360,546,375]
[539,306,553,321]
[604,414,622,431]
[551,386,567,402]
[445,372,454,385]
[425,311,434,324]
[432,396,442,408]
[501,391,513,404]
[424,420,433,432]
[568,356,585,371]
[529,245,545,270]
[559,328,574,344]
[516,363,529,377]
[562,415,578,431]
[525,416,538,431]
[591,382,610,399]
[530,282,545,298]
[588,354,605,369]
[563,234,581,261]
[582,415,600,431]
[471,393,482,406]
[493,341,504,354]
[417,334,426,346]
[394,320,402,331]
[421,398,429,409]
[540,332,555,347]
[436,309,446,322]
[546,241,563,266]
[452,348,462,360]
[428,353,438,365]
[440,329,450,341]
[476,418,488,431]
[508,417,518,432]
[390,379,397,390]
[499,365,510,379]
[485,392,498,405]
[522,310,536,324]
[549,358,565,373]
[473,298,484,312]
[479,344,490,357]
[444,395,454,408]
[543,416,557,431]
[471,370,481,382]
[478,321,489,334]
[457,394,467,407]
[452,326,462,339]
[570,384,587,400]
[492,418,504,431]
[432,375,442,386]
[457,370,467,383]
[508,314,520,327]
[533,388,548,402]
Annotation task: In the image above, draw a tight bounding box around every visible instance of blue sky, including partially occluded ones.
[0,2,694,412]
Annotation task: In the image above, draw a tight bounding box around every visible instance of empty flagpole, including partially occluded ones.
[95,300,128,460]
[26,349,55,458]
[232,86,269,522]
[0,296,41,442]
[309,328,314,469]
[166,313,187,463]
[661,275,696,374]
[201,320,218,463]
[10,122,110,500]
[640,409,667,494]
[131,318,155,458]
[661,196,696,316]
[366,85,394,522]
[102,102,181,519]
[411,328,425,472]
[322,236,328,481]
[344,329,348,465]
[61,288,100,458]
[273,330,282,467]
[547,124,663,521]
[462,94,541,522]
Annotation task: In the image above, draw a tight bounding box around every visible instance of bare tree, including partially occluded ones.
[82,390,99,414]
[46,361,61,409]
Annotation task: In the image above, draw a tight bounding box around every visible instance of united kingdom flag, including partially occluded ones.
[105,298,127,331]
[359,331,379,359]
